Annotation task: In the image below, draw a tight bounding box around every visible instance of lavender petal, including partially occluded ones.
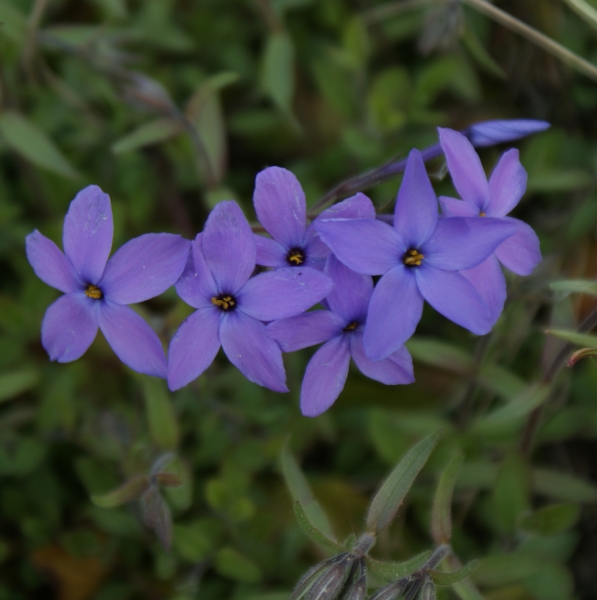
[465,119,550,147]
[267,310,345,351]
[42,292,99,362]
[176,234,219,309]
[254,234,288,267]
[494,217,542,276]
[324,255,373,322]
[26,230,81,293]
[167,307,221,390]
[98,302,167,377]
[363,265,423,361]
[220,311,288,392]
[439,196,479,217]
[300,336,351,417]
[487,149,528,217]
[460,255,506,325]
[100,234,190,305]
[63,185,113,284]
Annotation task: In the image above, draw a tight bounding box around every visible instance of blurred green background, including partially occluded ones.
[2,0,597,598]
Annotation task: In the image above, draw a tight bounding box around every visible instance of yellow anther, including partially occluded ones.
[344,322,358,332]
[403,249,424,267]
[211,295,235,310]
[287,248,304,265]
[479,211,486,217]
[85,284,103,299]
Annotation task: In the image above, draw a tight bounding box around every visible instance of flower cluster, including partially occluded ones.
[26,125,542,417]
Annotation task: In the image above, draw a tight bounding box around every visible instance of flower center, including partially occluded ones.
[211,294,236,311]
[286,247,305,266]
[85,284,103,299]
[343,321,360,332]
[403,248,424,267]
[479,211,486,217]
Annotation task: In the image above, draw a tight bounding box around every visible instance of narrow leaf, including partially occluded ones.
[445,555,484,600]
[533,468,597,502]
[473,552,544,585]
[519,502,580,536]
[111,118,182,154]
[261,32,295,114]
[0,111,78,178]
[0,368,39,403]
[550,279,597,296]
[494,450,531,534]
[431,454,464,544]
[142,378,179,451]
[91,476,151,508]
[429,560,479,586]
[545,328,597,349]
[366,551,432,582]
[366,431,443,535]
[293,502,343,555]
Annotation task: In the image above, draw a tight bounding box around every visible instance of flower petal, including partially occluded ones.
[167,307,221,390]
[494,217,542,276]
[300,336,351,417]
[318,192,377,220]
[422,217,516,271]
[253,166,306,248]
[466,119,550,147]
[267,310,345,351]
[460,255,506,325]
[97,302,167,377]
[438,128,488,209]
[26,230,81,293]
[42,293,98,362]
[63,185,113,284]
[439,196,479,217]
[415,265,492,334]
[324,255,372,322]
[202,201,256,294]
[315,219,404,275]
[394,149,438,246]
[176,234,219,309]
[350,333,414,385]
[487,149,527,217]
[100,234,190,305]
[254,234,288,267]
[363,265,423,360]
[238,267,332,321]
[220,310,288,392]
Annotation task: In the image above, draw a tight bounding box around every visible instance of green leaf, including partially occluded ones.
[0,368,38,403]
[562,0,597,31]
[215,547,262,583]
[91,476,151,508]
[461,26,505,79]
[111,118,182,154]
[451,577,485,600]
[519,503,580,536]
[550,279,597,296]
[0,1,27,44]
[173,520,218,562]
[365,551,432,582]
[0,111,78,178]
[473,552,545,585]
[522,562,574,600]
[293,502,344,555]
[366,431,443,535]
[494,450,531,534]
[142,378,179,451]
[280,442,335,537]
[545,328,597,349]
[261,33,295,115]
[406,337,472,373]
[431,454,464,544]
[429,561,480,586]
[527,170,593,193]
[533,468,597,502]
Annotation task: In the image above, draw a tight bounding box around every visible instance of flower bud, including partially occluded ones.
[418,575,436,600]
[339,557,367,600]
[306,553,356,600]
[368,577,410,600]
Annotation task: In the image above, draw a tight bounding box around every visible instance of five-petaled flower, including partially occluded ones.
[25,185,191,377]
[167,200,333,392]
[438,127,542,322]
[315,149,517,362]
[268,255,414,417]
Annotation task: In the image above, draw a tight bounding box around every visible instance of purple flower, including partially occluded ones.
[464,119,550,147]
[253,167,375,270]
[167,200,333,392]
[25,185,191,377]
[438,127,542,321]
[268,256,414,417]
[316,150,517,361]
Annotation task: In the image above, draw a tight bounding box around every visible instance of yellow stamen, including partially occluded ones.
[85,284,103,299]
[403,249,424,267]
[479,212,486,217]
[287,249,304,265]
[211,295,235,310]
[344,322,358,331]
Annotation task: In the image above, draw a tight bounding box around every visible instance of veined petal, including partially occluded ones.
[202,201,256,294]
[363,265,423,360]
[416,265,492,334]
[466,119,550,147]
[315,219,404,275]
[324,255,372,322]
[42,293,99,362]
[487,149,527,217]
[253,166,306,248]
[394,149,438,246]
[438,128,488,209]
[100,234,190,305]
[267,310,345,351]
[300,336,351,417]
[350,333,414,385]
[422,217,516,271]
[460,255,506,325]
[494,217,542,275]
[98,302,167,377]
[167,307,221,391]
[439,196,479,218]
[318,192,377,220]
[26,230,81,293]
[220,311,288,392]
[63,185,113,284]
[237,267,332,321]
[176,234,219,309]
[254,234,288,267]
